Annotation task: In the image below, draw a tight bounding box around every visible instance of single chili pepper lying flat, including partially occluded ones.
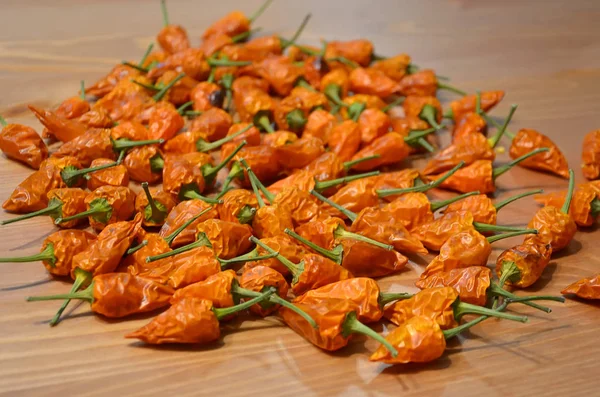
[533,184,600,227]
[85,64,142,98]
[85,158,129,191]
[159,201,219,247]
[496,242,553,288]
[444,90,505,122]
[507,128,570,179]
[123,145,163,184]
[135,183,178,227]
[156,0,190,54]
[562,274,600,300]
[216,188,258,224]
[127,291,278,345]
[0,116,48,169]
[27,273,174,319]
[28,105,88,143]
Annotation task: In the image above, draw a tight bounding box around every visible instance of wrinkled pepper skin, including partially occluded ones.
[217,189,259,224]
[167,246,221,289]
[189,108,233,143]
[428,160,495,194]
[190,82,222,112]
[419,229,491,279]
[126,297,221,344]
[349,132,411,171]
[412,211,475,251]
[134,188,177,227]
[524,206,577,252]
[240,265,290,317]
[202,11,250,39]
[157,24,190,54]
[47,188,88,228]
[423,133,494,176]
[123,145,163,184]
[295,216,346,251]
[303,109,337,142]
[275,136,325,170]
[170,270,237,307]
[252,205,294,239]
[29,105,88,143]
[111,121,148,141]
[582,130,600,180]
[403,96,443,125]
[302,152,345,183]
[416,266,491,307]
[349,67,399,98]
[0,123,48,169]
[162,152,213,196]
[321,177,380,220]
[339,239,408,278]
[370,316,446,364]
[326,121,360,163]
[561,274,600,299]
[398,69,438,97]
[381,193,435,232]
[496,243,552,288]
[85,64,141,98]
[85,186,136,231]
[244,234,306,277]
[371,54,411,82]
[86,158,129,191]
[325,39,374,67]
[291,253,353,296]
[444,194,498,224]
[534,185,598,227]
[158,200,219,247]
[509,129,569,178]
[39,230,96,277]
[357,108,391,146]
[448,91,504,122]
[146,102,185,141]
[52,128,116,167]
[452,113,487,143]
[196,219,253,259]
[384,287,460,329]
[121,233,171,279]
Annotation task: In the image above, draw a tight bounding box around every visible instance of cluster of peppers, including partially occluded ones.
[0,0,598,366]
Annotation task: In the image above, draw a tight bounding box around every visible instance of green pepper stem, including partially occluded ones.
[443,107,454,120]
[310,189,357,222]
[280,13,312,50]
[590,198,600,218]
[248,0,274,23]
[497,260,521,287]
[176,101,193,115]
[202,141,247,184]
[0,115,7,127]
[481,228,538,241]
[270,295,318,328]
[403,127,437,145]
[231,28,262,43]
[429,191,480,212]
[377,161,464,197]
[240,160,275,203]
[213,288,275,320]
[256,115,275,133]
[139,43,154,68]
[207,67,216,84]
[286,109,307,132]
[0,243,55,265]
[437,82,466,96]
[147,233,212,263]
[1,199,62,225]
[488,104,517,148]
[250,236,302,276]
[342,311,398,358]
[381,97,405,113]
[218,252,277,269]
[420,104,442,130]
[324,84,348,108]
[122,62,149,73]
[163,206,214,246]
[561,169,575,214]
[492,147,550,180]
[488,283,560,313]
[326,56,359,69]
[474,91,482,115]
[295,78,316,92]
[149,153,164,173]
[334,225,394,251]
[153,73,185,101]
[348,102,366,122]
[55,198,112,225]
[198,124,251,153]
[481,113,515,139]
[49,270,90,326]
[207,58,252,67]
[181,189,223,204]
[218,161,245,196]
[284,228,343,265]
[79,80,86,100]
[415,137,435,153]
[112,138,165,151]
[493,189,543,212]
[131,79,161,91]
[342,155,381,171]
[27,282,94,303]
[236,205,256,224]
[217,248,258,265]
[314,171,379,192]
[160,0,169,26]
[241,159,266,208]
[61,161,119,187]
[443,307,504,340]
[293,43,320,56]
[126,240,148,255]
[378,292,412,306]
[455,301,528,323]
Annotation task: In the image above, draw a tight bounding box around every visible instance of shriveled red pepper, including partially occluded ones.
[534,183,600,227]
[86,158,129,191]
[1,187,87,228]
[123,145,163,184]
[159,200,218,247]
[562,274,600,300]
[0,116,48,169]
[55,185,136,231]
[156,0,190,54]
[582,130,600,180]
[126,292,275,345]
[524,170,577,252]
[27,273,174,319]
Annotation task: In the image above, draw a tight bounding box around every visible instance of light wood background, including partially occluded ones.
[1,0,600,396]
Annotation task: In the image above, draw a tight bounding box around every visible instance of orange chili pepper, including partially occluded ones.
[159,200,218,247]
[582,130,600,180]
[507,128,569,179]
[398,69,466,97]
[252,237,352,296]
[28,105,88,143]
[370,53,411,81]
[0,229,95,277]
[77,107,114,129]
[319,171,381,219]
[340,94,386,119]
[281,297,398,356]
[301,109,336,142]
[189,107,233,142]
[135,183,177,227]
[123,145,163,183]
[85,64,141,98]
[234,87,276,127]
[0,117,48,169]
[55,88,90,120]
[427,148,549,194]
[321,69,350,108]
[157,1,190,54]
[216,188,259,224]
[1,187,86,228]
[145,101,185,141]
[3,156,81,213]
[86,158,129,191]
[27,273,174,319]
[348,67,400,98]
[444,190,542,224]
[496,242,552,288]
[562,274,600,300]
[93,78,155,122]
[55,185,135,231]
[261,130,298,148]
[222,145,280,191]
[274,87,328,133]
[452,112,487,143]
[326,120,361,162]
[534,184,600,227]
[356,108,390,146]
[200,33,235,58]
[190,81,223,111]
[269,186,322,227]
[275,136,325,169]
[148,48,210,81]
[371,168,421,200]
[126,292,275,345]
[110,121,148,141]
[120,232,172,279]
[163,245,222,289]
[383,287,526,330]
[403,95,443,130]
[238,265,289,316]
[170,269,238,307]
[325,39,373,67]
[245,55,303,97]
[445,90,505,122]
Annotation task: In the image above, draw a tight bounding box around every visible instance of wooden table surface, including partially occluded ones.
[1,0,600,395]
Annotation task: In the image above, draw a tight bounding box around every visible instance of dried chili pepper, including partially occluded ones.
[348,67,400,98]
[443,190,542,224]
[0,116,48,169]
[251,236,352,295]
[126,291,275,345]
[370,53,411,81]
[86,64,141,98]
[275,136,325,169]
[562,274,600,299]
[281,297,398,356]
[452,112,487,143]
[123,145,163,184]
[28,105,88,143]
[135,183,177,227]
[0,229,95,277]
[202,0,273,39]
[444,90,505,122]
[55,186,136,231]
[1,188,87,228]
[495,242,553,288]
[507,128,569,179]
[120,232,172,279]
[54,82,90,121]
[524,170,577,252]
[159,201,218,247]
[274,87,328,133]
[582,130,600,180]
[534,184,600,227]
[234,87,276,130]
[157,0,190,54]
[27,273,174,319]
[355,107,390,146]
[86,158,129,191]
[426,148,550,194]
[403,95,443,130]
[92,77,155,122]
[397,69,466,97]
[216,188,258,224]
[3,156,81,213]
[325,39,374,67]
[326,119,361,162]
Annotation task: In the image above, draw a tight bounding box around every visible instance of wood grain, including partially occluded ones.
[1,0,600,396]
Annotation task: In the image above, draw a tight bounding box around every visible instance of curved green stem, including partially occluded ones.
[112,138,165,151]
[250,236,302,277]
[1,198,62,225]
[217,248,258,265]
[314,171,379,192]
[420,105,442,130]
[443,304,508,340]
[219,161,245,196]
[213,288,275,320]
[160,0,169,26]
[377,161,464,197]
[131,79,161,91]
[255,114,275,133]
[27,282,94,303]
[55,198,112,225]
[488,283,558,313]
[150,153,164,173]
[454,301,528,323]
[333,224,393,251]
[202,141,247,185]
[284,228,343,264]
[403,127,437,145]
[196,124,251,152]
[231,28,262,43]
[0,115,7,127]
[310,190,356,222]
[176,101,194,115]
[342,312,398,358]
[492,148,550,180]
[343,155,381,171]
[49,270,89,326]
[378,292,412,306]
[326,56,359,69]
[497,260,521,287]
[437,82,466,96]
[488,104,517,148]
[147,232,212,263]
[0,243,56,266]
[163,206,214,246]
[123,62,149,73]
[479,227,537,240]
[181,188,223,204]
[61,161,119,187]
[561,169,575,214]
[207,58,252,67]
[494,189,543,211]
[248,0,274,23]
[141,182,167,224]
[139,43,154,68]
[270,295,317,328]
[153,73,185,101]
[430,191,480,212]
[280,13,312,49]
[381,97,405,113]
[324,84,347,108]
[348,102,366,122]
[240,159,266,207]
[481,113,515,139]
[218,251,277,269]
